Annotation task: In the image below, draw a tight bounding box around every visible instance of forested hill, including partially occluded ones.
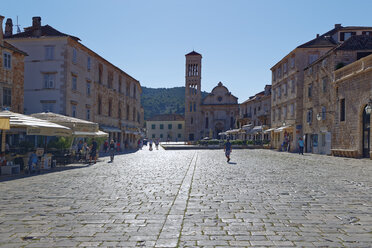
[141,86,208,120]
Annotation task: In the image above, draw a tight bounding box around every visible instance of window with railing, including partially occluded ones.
[45,46,54,60]
[307,109,313,124]
[3,88,11,106]
[43,74,55,89]
[72,48,77,64]
[72,75,77,91]
[3,52,11,69]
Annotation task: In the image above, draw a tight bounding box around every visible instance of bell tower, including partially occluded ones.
[185,51,202,141]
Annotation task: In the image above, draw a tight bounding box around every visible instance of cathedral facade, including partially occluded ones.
[184,51,239,141]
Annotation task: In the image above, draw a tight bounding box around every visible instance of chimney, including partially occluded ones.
[5,18,12,37]
[335,24,342,29]
[32,16,41,37]
[32,16,41,28]
[316,34,319,38]
[0,15,4,45]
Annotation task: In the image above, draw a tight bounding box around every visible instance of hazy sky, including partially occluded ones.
[3,0,372,102]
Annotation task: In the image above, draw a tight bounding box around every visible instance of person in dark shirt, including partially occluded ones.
[224,138,232,162]
[109,139,115,162]
[89,138,98,164]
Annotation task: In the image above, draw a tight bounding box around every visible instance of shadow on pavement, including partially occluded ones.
[98,149,138,158]
[228,162,237,165]
[0,164,90,183]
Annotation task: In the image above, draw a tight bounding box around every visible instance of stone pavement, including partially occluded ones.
[0,148,371,247]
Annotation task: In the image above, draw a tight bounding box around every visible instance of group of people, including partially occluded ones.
[76,139,98,165]
[148,139,160,151]
[103,140,122,153]
[223,136,306,163]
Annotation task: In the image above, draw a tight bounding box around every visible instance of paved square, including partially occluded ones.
[0,148,371,247]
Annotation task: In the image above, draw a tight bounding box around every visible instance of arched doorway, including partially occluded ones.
[215,122,224,139]
[362,105,370,158]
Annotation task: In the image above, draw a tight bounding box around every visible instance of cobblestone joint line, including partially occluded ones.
[155,152,197,247]
[176,153,198,247]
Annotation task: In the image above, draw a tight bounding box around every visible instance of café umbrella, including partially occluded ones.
[31,112,108,137]
[0,111,72,152]
[0,111,72,136]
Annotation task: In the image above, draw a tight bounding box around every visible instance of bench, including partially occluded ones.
[331,149,359,158]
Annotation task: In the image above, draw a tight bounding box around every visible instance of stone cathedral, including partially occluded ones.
[184,51,239,141]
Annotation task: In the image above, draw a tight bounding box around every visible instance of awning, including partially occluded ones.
[226,129,244,134]
[264,127,276,133]
[31,112,99,133]
[242,124,253,130]
[73,130,108,137]
[274,125,293,133]
[0,111,72,136]
[251,125,263,133]
[0,117,10,130]
[100,125,121,133]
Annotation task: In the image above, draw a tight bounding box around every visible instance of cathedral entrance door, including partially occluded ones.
[215,122,224,139]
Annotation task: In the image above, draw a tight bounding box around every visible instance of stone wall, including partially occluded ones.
[10,52,24,113]
[0,44,25,113]
[332,55,372,157]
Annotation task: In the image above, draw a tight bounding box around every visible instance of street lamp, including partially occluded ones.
[365,99,372,115]
[316,110,335,121]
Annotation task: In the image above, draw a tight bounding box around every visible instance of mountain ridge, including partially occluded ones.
[141,86,208,120]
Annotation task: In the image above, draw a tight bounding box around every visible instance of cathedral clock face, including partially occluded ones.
[218,96,223,102]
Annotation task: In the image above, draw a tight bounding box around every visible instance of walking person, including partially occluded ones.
[149,139,153,151]
[155,139,159,150]
[116,140,121,152]
[298,137,304,155]
[103,140,108,154]
[83,142,90,163]
[89,138,98,165]
[77,140,83,161]
[224,138,232,162]
[109,139,115,162]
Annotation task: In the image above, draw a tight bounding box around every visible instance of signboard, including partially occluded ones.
[0,117,10,130]
[296,125,302,130]
[27,127,71,136]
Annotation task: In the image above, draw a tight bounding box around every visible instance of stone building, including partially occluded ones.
[5,17,144,148]
[0,16,26,113]
[237,85,271,141]
[201,82,239,139]
[184,51,239,141]
[303,35,372,155]
[331,53,372,158]
[270,24,372,152]
[146,114,185,142]
[184,51,202,141]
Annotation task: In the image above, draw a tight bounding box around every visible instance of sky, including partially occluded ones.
[3,0,372,103]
